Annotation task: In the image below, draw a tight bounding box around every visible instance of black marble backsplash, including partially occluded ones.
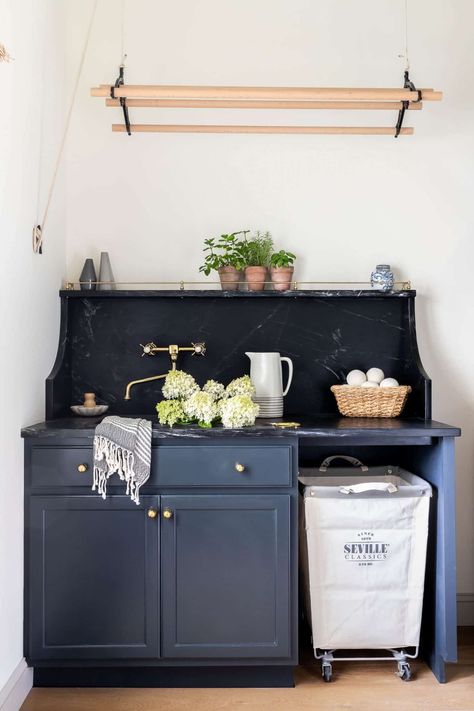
[46,291,431,420]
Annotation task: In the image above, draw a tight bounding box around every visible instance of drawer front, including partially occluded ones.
[30,446,100,488]
[30,444,293,489]
[153,445,292,487]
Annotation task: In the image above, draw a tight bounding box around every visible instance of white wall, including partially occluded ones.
[0,0,67,693]
[63,0,474,598]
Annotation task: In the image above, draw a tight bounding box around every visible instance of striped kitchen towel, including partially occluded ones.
[93,416,152,504]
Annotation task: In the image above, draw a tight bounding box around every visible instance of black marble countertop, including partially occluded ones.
[22,416,460,439]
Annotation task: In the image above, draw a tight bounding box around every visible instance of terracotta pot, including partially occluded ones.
[245,266,268,292]
[271,266,294,291]
[218,265,242,291]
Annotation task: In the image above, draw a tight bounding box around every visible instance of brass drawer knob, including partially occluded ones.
[235,462,245,473]
[77,463,88,473]
[162,508,173,520]
[147,508,158,519]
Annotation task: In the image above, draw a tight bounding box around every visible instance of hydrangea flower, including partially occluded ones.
[220,395,260,429]
[203,379,226,401]
[183,391,219,426]
[162,370,199,400]
[156,399,186,427]
[226,375,256,398]
[157,370,259,429]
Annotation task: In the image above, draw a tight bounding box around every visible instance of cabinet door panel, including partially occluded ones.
[28,496,160,660]
[161,495,291,659]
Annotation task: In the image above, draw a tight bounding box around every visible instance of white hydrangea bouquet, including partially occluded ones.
[156,371,260,429]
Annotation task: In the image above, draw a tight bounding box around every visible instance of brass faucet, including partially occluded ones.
[124,342,206,400]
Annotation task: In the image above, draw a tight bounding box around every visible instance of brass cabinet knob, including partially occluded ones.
[147,508,158,519]
[235,462,245,473]
[162,508,173,520]
[77,463,88,473]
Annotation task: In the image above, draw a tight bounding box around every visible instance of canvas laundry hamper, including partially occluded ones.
[300,457,432,652]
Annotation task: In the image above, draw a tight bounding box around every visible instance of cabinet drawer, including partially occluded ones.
[30,446,101,488]
[153,445,292,487]
[30,444,293,489]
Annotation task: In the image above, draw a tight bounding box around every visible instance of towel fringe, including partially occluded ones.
[93,434,143,504]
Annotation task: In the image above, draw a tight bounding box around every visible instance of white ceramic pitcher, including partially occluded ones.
[245,352,294,398]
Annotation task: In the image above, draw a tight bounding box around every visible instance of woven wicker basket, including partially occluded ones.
[331,384,412,418]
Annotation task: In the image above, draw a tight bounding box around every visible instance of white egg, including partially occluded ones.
[366,367,385,384]
[380,377,399,388]
[346,369,367,386]
[361,381,379,388]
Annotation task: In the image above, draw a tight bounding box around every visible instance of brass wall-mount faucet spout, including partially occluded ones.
[124,342,206,400]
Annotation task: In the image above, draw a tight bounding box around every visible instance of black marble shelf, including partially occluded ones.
[22,417,460,440]
[60,289,415,299]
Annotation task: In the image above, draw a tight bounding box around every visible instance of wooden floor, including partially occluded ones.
[22,629,474,711]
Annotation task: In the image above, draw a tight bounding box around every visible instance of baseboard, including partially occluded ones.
[0,659,33,711]
[33,666,295,688]
[457,593,474,626]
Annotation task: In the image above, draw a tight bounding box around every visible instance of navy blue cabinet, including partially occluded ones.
[25,439,298,679]
[28,495,160,660]
[23,427,461,686]
[161,495,291,659]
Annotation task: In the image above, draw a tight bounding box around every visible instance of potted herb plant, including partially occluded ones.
[270,249,296,291]
[199,231,248,290]
[242,231,274,291]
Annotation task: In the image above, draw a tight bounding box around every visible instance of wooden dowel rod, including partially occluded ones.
[112,124,414,135]
[98,83,435,92]
[91,85,442,101]
[106,98,423,110]
[419,90,442,101]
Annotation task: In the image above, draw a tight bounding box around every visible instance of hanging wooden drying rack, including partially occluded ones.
[91,70,442,136]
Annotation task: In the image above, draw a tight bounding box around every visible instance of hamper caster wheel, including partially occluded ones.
[398,662,412,681]
[322,663,333,682]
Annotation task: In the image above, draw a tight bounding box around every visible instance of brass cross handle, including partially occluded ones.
[191,342,206,356]
[140,342,161,356]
